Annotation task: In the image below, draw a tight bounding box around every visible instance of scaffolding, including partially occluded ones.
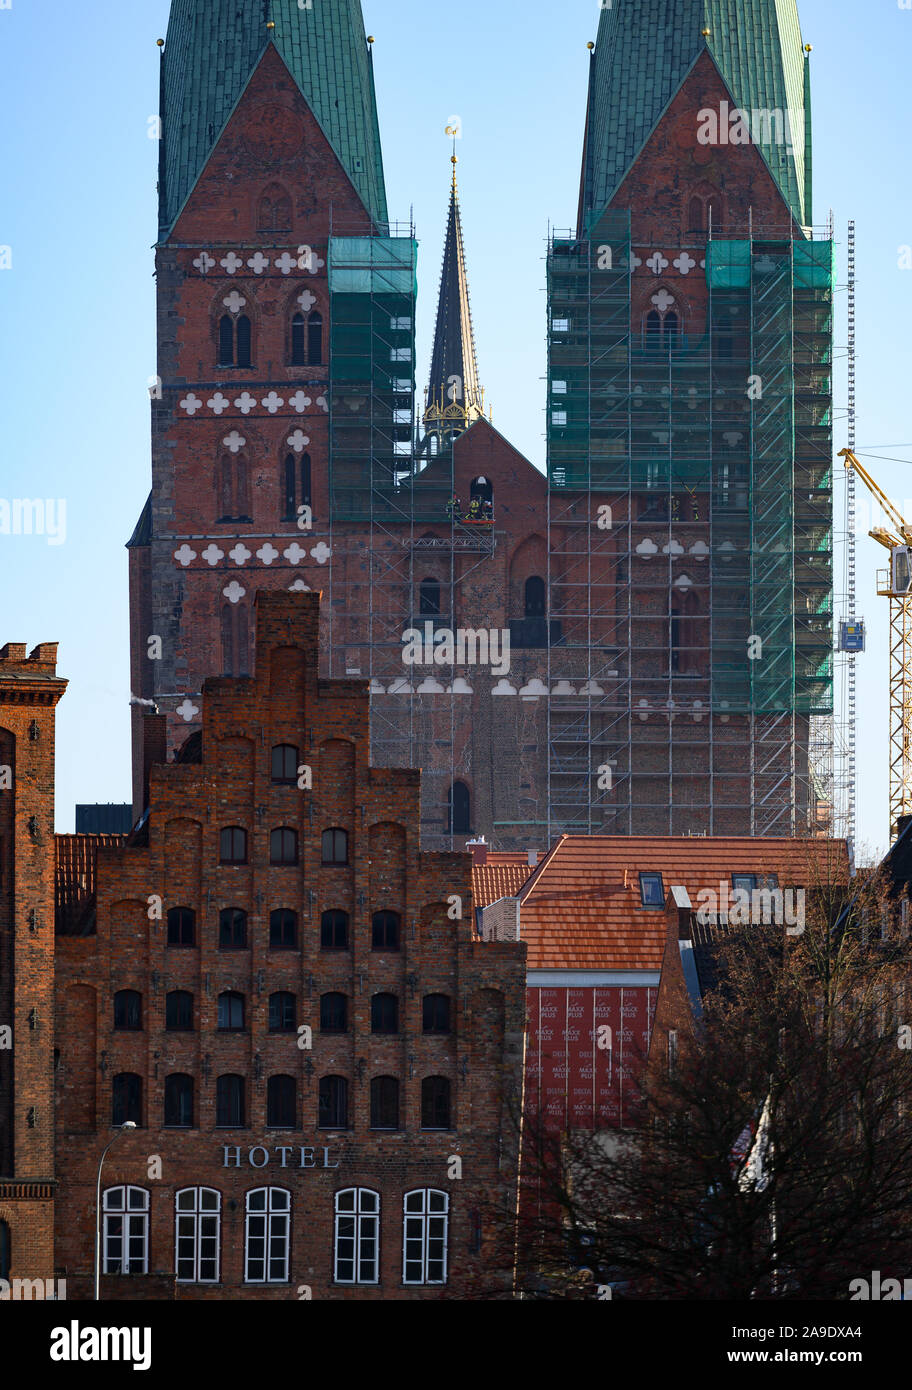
[546,210,835,837]
[325,218,495,844]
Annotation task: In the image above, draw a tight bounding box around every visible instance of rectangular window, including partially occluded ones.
[639,872,664,908]
[551,410,567,427]
[334,1189,379,1285]
[245,1189,290,1284]
[551,318,569,333]
[731,874,757,894]
[551,380,567,395]
[175,1188,220,1284]
[403,1189,449,1285]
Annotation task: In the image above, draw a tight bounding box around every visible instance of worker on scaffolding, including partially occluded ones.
[445,494,461,521]
[481,497,493,522]
[467,495,481,521]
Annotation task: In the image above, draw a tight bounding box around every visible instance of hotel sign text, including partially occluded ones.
[221,1145,341,1170]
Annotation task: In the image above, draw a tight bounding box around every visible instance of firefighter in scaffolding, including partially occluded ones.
[468,495,481,521]
[445,494,461,521]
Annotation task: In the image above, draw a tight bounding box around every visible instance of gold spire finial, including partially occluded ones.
[156,37,164,47]
[266,20,275,28]
[445,125,460,186]
[587,41,594,51]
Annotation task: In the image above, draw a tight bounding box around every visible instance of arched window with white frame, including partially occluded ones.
[403,1188,449,1285]
[175,1187,221,1283]
[245,1187,291,1284]
[334,1187,380,1285]
[103,1185,150,1275]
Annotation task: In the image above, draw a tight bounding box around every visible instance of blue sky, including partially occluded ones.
[0,0,908,857]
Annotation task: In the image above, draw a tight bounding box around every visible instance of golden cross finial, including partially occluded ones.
[445,125,459,186]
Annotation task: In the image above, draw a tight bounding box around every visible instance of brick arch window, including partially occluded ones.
[688,195,705,232]
[371,992,398,1034]
[643,291,682,354]
[218,452,250,522]
[166,990,194,1031]
[217,312,252,369]
[671,588,702,675]
[320,992,348,1033]
[216,1074,245,1127]
[318,1075,349,1130]
[266,1076,296,1129]
[112,1072,142,1127]
[403,1189,449,1285]
[113,989,142,1031]
[422,994,451,1034]
[270,826,299,865]
[321,909,349,951]
[245,1187,291,1284]
[257,182,292,233]
[219,825,248,864]
[268,991,296,1033]
[370,1076,399,1130]
[282,452,312,520]
[421,1075,452,1130]
[164,1073,194,1128]
[321,827,348,865]
[221,604,250,677]
[524,575,545,618]
[468,475,493,520]
[290,309,322,367]
[167,905,195,947]
[371,910,399,951]
[102,1186,149,1275]
[219,907,247,949]
[269,908,298,949]
[217,991,245,1032]
[271,743,299,784]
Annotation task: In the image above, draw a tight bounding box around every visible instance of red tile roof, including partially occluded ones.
[502,836,850,972]
[472,852,536,907]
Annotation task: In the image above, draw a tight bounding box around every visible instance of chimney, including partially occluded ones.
[465,836,488,866]
[142,710,168,813]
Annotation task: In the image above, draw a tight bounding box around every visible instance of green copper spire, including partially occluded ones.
[580,0,812,232]
[158,0,388,238]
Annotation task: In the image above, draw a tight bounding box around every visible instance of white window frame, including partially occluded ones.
[175,1186,221,1284]
[103,1185,149,1275]
[244,1187,291,1284]
[333,1187,380,1285]
[402,1188,449,1285]
[551,409,567,427]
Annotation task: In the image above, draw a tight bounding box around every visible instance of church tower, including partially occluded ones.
[546,0,833,836]
[128,0,409,813]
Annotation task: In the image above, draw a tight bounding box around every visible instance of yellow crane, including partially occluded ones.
[840,447,912,839]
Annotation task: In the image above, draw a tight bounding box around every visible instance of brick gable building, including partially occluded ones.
[57,592,525,1298]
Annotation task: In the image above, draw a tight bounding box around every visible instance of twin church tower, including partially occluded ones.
[129,0,834,849]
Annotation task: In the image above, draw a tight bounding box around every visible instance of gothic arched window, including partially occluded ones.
[524,576,546,618]
[448,781,471,835]
[291,313,307,367]
[419,577,441,616]
[307,311,323,366]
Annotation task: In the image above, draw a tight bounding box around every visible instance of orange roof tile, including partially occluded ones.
[513,835,850,972]
[472,853,536,907]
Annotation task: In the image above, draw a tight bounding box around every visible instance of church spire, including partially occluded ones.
[423,146,486,449]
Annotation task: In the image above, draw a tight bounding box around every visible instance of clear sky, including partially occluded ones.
[0,0,908,858]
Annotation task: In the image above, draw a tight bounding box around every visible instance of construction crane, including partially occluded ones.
[839,448,912,839]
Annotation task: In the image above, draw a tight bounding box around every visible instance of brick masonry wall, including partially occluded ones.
[58,592,527,1299]
[0,642,66,1284]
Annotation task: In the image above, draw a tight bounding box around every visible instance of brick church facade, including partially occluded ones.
[129,0,832,851]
